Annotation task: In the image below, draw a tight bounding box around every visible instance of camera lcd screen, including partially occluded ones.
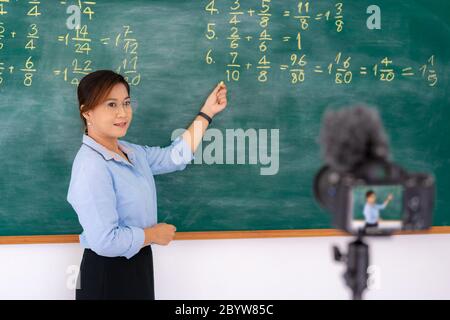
[350,185,403,232]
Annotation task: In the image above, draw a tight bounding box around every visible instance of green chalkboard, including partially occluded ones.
[0,0,449,236]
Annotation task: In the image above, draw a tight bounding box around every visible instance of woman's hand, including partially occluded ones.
[200,81,228,118]
[144,223,176,246]
[181,82,227,155]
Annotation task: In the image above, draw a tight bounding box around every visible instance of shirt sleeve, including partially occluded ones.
[142,136,195,175]
[67,159,145,259]
[376,203,387,210]
[363,204,370,220]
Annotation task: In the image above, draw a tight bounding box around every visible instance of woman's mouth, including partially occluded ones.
[114,121,127,128]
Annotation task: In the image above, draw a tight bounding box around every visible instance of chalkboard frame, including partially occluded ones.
[0,227,449,244]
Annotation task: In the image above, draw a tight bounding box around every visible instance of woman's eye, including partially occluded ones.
[124,101,131,106]
[108,102,116,108]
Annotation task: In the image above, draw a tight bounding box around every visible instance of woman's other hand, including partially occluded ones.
[144,222,176,246]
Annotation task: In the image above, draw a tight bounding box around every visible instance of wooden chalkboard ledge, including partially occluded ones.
[1,227,450,244]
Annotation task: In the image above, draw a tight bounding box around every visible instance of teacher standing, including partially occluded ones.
[67,70,227,300]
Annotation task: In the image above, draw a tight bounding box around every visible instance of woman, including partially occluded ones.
[67,70,227,300]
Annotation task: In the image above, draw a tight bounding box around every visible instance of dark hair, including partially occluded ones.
[77,70,130,134]
[366,190,375,199]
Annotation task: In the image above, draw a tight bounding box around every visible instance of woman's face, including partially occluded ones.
[367,194,377,204]
[83,83,132,139]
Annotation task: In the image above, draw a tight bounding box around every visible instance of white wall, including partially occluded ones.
[0,233,449,300]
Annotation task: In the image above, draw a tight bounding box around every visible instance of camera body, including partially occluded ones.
[314,106,435,299]
[314,159,435,236]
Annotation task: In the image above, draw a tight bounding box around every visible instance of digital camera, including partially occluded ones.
[313,106,435,236]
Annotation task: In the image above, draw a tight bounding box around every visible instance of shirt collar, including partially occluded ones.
[82,134,135,166]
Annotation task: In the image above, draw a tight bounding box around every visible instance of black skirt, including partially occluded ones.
[76,245,155,300]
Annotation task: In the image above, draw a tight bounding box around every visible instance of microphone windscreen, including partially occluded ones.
[319,105,390,172]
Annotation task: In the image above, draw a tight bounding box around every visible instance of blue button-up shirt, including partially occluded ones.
[67,134,194,259]
[363,203,387,224]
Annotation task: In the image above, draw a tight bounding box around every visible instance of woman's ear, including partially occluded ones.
[81,108,90,121]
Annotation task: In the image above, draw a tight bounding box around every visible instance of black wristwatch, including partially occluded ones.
[198,111,213,124]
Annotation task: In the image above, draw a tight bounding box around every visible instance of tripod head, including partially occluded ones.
[333,230,372,300]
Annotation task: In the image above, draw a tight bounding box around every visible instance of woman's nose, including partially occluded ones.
[117,105,127,116]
